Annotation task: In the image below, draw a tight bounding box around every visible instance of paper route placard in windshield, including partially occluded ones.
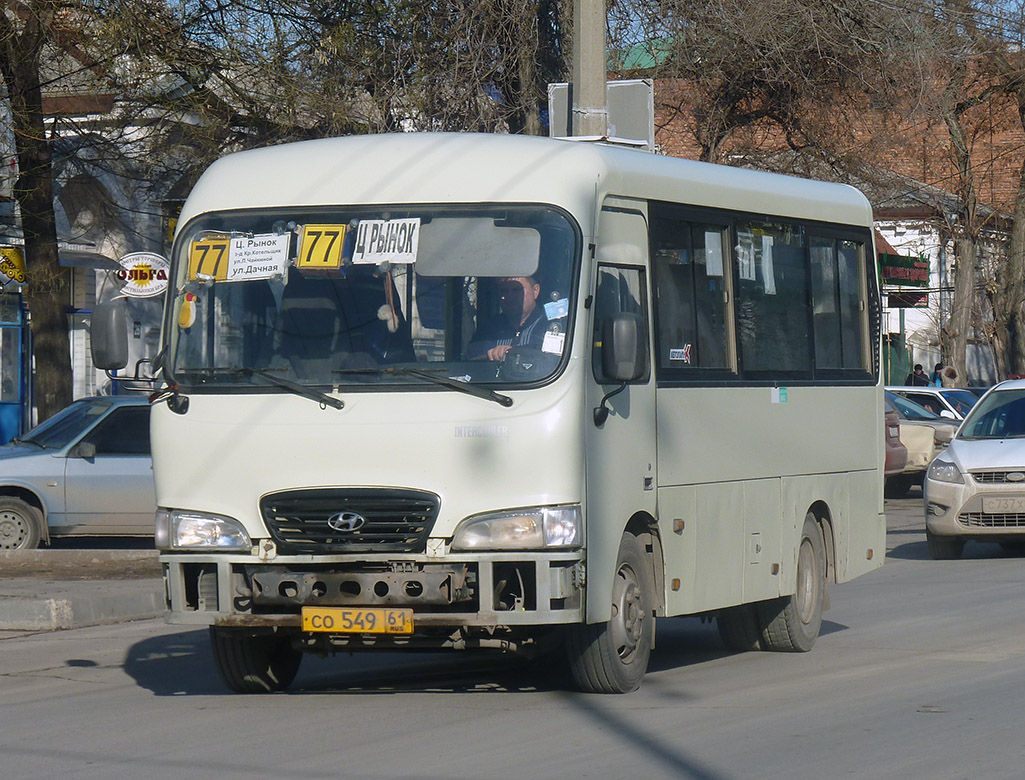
[188,233,290,282]
[351,218,420,264]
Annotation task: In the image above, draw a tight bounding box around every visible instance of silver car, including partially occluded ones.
[0,396,155,549]
[924,380,1025,559]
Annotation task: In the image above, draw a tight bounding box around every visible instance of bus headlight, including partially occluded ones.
[927,459,964,484]
[451,506,582,551]
[158,509,251,550]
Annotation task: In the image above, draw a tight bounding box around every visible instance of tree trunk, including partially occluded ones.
[0,7,73,422]
[947,238,974,383]
[1005,93,1025,376]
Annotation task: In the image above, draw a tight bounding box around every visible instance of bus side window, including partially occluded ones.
[734,221,811,374]
[591,265,648,383]
[650,217,731,371]
[810,236,868,371]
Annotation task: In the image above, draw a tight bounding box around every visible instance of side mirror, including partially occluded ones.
[71,441,96,459]
[939,409,956,420]
[594,312,648,427]
[91,299,129,371]
[602,312,647,382]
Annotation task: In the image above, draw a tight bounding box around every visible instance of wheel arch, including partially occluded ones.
[807,500,835,584]
[625,511,664,616]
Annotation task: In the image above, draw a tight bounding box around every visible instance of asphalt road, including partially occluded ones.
[2,494,1024,780]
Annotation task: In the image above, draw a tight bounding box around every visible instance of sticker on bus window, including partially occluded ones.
[544,297,569,320]
[542,331,565,355]
[187,233,290,282]
[297,224,348,275]
[669,345,692,363]
[351,218,420,265]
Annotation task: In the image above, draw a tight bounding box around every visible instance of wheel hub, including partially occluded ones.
[610,562,645,661]
[0,510,29,548]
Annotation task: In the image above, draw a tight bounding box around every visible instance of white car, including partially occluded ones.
[0,396,155,549]
[924,379,1025,559]
[887,386,979,421]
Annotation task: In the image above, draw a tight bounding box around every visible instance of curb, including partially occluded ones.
[0,590,163,631]
[0,576,164,631]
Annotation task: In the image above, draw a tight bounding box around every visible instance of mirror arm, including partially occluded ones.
[593,382,627,427]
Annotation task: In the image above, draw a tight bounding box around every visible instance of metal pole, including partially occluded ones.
[571,0,607,137]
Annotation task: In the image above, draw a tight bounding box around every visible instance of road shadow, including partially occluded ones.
[889,538,1025,561]
[125,614,845,697]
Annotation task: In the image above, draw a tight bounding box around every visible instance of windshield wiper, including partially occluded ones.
[243,368,344,409]
[335,366,513,407]
[174,366,344,410]
[10,436,43,448]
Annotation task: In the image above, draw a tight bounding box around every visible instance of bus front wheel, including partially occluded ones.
[758,514,826,652]
[565,532,653,693]
[209,627,303,693]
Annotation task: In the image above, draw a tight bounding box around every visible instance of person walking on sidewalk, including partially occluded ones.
[905,364,930,386]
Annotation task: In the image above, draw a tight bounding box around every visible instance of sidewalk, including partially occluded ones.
[0,549,163,631]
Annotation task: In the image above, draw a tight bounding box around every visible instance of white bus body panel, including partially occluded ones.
[152,380,587,542]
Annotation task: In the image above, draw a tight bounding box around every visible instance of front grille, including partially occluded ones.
[958,512,1025,528]
[971,470,1025,484]
[261,489,440,554]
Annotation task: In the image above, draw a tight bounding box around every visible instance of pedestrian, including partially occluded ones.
[905,364,930,386]
[941,366,958,388]
[931,363,944,387]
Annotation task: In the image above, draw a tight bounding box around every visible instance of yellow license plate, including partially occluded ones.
[301,607,414,634]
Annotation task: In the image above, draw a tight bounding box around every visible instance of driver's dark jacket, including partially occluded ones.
[467,306,551,359]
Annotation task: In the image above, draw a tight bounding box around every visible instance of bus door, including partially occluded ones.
[583,204,658,624]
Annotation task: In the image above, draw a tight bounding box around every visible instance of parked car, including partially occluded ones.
[887,385,979,420]
[0,396,154,550]
[924,379,1025,559]
[884,408,908,478]
[884,391,958,498]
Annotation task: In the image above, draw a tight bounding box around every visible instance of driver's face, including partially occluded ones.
[498,277,540,324]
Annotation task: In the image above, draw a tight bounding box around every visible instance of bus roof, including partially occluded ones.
[178,133,874,231]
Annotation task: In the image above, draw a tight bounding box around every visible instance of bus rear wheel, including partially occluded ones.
[209,627,303,693]
[758,514,826,652]
[565,532,653,693]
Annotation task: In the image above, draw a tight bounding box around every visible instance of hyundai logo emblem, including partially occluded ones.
[326,511,367,532]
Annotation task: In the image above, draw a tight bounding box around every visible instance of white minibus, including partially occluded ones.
[94,132,885,693]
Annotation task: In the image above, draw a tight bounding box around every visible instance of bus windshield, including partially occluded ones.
[168,205,579,392]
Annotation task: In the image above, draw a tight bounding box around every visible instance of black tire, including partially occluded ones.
[884,475,911,499]
[0,497,43,550]
[717,604,763,651]
[758,514,826,652]
[565,532,653,693]
[926,530,964,560]
[209,627,303,693]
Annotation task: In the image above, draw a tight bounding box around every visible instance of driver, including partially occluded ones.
[467,276,552,361]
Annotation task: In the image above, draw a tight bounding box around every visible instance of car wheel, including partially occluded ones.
[717,603,763,651]
[0,497,43,550]
[926,530,964,560]
[884,474,911,499]
[758,514,826,652]
[209,627,303,693]
[565,532,653,693]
